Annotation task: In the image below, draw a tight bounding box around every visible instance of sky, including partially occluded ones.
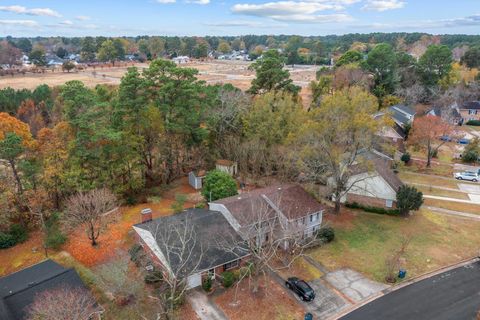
[0,0,479,37]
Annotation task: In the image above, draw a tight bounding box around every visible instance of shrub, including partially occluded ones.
[128,244,144,266]
[345,202,400,215]
[9,224,28,243]
[222,271,235,288]
[397,185,423,215]
[316,227,335,243]
[202,277,212,292]
[144,271,163,284]
[201,170,238,202]
[462,150,479,163]
[466,120,480,126]
[400,153,411,164]
[0,232,15,249]
[45,213,67,250]
[171,194,187,214]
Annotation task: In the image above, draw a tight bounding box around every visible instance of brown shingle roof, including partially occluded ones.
[216,159,235,166]
[213,184,327,225]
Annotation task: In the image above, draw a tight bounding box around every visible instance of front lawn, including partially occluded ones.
[423,198,480,215]
[309,209,480,283]
[214,276,304,320]
[414,185,470,200]
[398,172,459,189]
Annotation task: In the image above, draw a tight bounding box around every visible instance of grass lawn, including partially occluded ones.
[274,256,323,282]
[398,172,459,189]
[414,186,470,200]
[309,208,480,283]
[423,198,480,215]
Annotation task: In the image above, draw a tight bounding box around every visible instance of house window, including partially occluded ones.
[316,212,320,221]
[207,268,215,279]
[386,199,393,208]
[223,260,240,271]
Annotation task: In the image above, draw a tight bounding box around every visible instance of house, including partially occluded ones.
[133,208,249,289]
[209,184,326,247]
[388,104,416,129]
[458,101,480,123]
[426,106,462,125]
[0,260,102,320]
[341,158,404,209]
[216,159,238,176]
[172,56,190,64]
[188,170,206,190]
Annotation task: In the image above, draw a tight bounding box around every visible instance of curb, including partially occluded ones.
[330,256,479,320]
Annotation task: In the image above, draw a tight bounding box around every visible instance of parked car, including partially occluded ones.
[454,171,479,182]
[285,277,315,301]
[440,135,452,142]
[458,138,470,145]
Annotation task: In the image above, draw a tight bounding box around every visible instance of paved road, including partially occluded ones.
[340,261,480,320]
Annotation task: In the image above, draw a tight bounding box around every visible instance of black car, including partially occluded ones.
[285,277,315,301]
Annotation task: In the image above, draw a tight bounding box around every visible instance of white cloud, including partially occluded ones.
[0,19,38,27]
[232,1,353,23]
[75,15,91,21]
[362,0,405,12]
[0,5,61,17]
[355,14,480,30]
[156,0,176,3]
[60,20,74,25]
[186,0,210,4]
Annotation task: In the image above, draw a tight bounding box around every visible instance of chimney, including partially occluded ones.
[141,208,153,223]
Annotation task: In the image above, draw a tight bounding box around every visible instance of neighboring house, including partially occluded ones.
[341,158,404,209]
[188,170,206,190]
[458,101,480,122]
[133,208,249,289]
[172,56,190,64]
[0,260,102,320]
[209,184,326,247]
[388,104,416,130]
[426,106,462,125]
[216,159,238,176]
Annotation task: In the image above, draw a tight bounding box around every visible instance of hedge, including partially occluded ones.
[345,202,400,215]
[0,224,28,249]
[466,120,480,126]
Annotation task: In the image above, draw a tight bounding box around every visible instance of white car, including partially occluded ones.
[454,172,479,182]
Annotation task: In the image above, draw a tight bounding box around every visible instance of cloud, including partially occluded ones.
[156,0,176,3]
[0,19,38,27]
[356,14,480,30]
[0,5,61,17]
[362,0,405,12]
[232,1,353,23]
[75,15,91,21]
[204,19,287,27]
[59,20,74,25]
[186,0,210,4]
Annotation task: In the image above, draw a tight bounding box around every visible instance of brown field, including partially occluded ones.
[0,59,317,106]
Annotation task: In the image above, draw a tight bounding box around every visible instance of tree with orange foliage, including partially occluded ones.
[37,122,73,208]
[409,115,454,167]
[16,99,48,137]
[0,113,34,194]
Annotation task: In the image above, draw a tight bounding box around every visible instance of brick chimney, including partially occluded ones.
[141,208,153,223]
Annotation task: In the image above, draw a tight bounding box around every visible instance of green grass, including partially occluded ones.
[423,198,480,215]
[310,209,480,283]
[398,172,459,189]
[415,186,470,200]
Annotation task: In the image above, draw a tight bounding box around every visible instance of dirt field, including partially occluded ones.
[0,59,317,106]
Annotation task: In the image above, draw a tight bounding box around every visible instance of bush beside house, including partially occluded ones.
[201,170,238,202]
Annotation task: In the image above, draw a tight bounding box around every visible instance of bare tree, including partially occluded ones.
[65,188,117,246]
[27,286,102,320]
[145,215,205,319]
[217,193,317,294]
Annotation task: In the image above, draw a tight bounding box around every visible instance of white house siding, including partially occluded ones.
[346,173,397,202]
[186,272,202,289]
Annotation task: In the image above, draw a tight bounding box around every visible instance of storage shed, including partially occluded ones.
[215,160,238,176]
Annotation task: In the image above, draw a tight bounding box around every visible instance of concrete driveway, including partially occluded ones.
[324,269,389,303]
[297,278,352,319]
[458,183,480,203]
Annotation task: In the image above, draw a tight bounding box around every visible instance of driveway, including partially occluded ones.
[340,260,480,320]
[187,289,227,320]
[324,269,389,303]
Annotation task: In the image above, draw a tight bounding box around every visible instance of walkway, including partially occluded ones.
[423,194,480,204]
[187,289,228,320]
